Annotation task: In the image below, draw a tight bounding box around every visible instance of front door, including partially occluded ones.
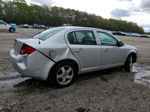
[96,31,125,67]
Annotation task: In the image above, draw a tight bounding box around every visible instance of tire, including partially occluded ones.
[124,55,133,72]
[49,62,77,88]
[9,28,15,32]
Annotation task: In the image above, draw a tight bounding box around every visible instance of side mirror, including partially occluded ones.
[118,41,124,47]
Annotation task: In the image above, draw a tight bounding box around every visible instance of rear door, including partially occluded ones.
[96,31,125,67]
[66,30,102,71]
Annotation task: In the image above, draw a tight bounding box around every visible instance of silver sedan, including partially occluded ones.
[10,26,138,87]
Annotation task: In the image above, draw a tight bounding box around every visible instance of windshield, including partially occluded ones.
[33,27,66,40]
[0,20,7,25]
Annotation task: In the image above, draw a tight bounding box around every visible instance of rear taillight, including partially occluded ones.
[20,44,35,55]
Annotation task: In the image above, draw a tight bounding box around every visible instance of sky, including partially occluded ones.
[26,0,150,32]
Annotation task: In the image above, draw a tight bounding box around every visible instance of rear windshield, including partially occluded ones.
[33,27,66,40]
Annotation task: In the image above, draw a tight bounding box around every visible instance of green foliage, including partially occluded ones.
[145,32,150,35]
[0,1,144,33]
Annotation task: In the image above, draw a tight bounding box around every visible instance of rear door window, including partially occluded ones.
[67,30,97,45]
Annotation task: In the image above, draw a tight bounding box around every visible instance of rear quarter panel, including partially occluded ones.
[27,31,81,72]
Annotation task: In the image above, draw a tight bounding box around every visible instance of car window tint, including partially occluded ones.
[97,31,118,46]
[67,32,77,44]
[68,30,96,45]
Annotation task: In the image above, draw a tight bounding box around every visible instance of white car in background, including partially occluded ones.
[0,20,16,32]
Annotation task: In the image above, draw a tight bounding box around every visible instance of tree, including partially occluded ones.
[0,0,5,20]
[0,0,144,33]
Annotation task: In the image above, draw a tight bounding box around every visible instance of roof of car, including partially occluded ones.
[59,26,108,32]
[61,26,97,29]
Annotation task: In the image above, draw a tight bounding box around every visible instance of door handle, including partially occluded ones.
[75,49,84,53]
[104,48,109,52]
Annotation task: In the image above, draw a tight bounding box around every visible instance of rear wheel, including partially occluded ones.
[124,55,133,72]
[49,62,77,88]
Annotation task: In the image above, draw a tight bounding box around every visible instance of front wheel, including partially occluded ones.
[124,55,133,72]
[9,28,15,32]
[49,62,77,88]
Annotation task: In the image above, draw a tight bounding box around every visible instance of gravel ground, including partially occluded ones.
[0,28,150,112]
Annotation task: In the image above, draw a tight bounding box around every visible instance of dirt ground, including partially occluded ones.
[0,28,150,112]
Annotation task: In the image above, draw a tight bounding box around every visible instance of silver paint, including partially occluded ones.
[10,26,138,80]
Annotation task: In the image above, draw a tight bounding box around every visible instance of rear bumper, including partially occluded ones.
[10,49,55,80]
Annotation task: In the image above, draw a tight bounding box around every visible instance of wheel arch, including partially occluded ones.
[55,59,79,71]
[126,52,137,63]
[48,59,79,80]
[9,27,14,30]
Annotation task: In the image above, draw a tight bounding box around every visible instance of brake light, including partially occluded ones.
[20,44,35,55]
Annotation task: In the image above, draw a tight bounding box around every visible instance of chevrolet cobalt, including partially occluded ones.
[10,27,138,87]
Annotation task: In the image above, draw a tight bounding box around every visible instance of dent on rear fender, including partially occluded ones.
[53,47,73,60]
[53,47,80,65]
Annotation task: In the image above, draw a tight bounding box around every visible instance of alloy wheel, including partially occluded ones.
[56,65,74,85]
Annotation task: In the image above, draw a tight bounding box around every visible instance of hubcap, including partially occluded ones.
[10,29,14,32]
[56,65,74,85]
